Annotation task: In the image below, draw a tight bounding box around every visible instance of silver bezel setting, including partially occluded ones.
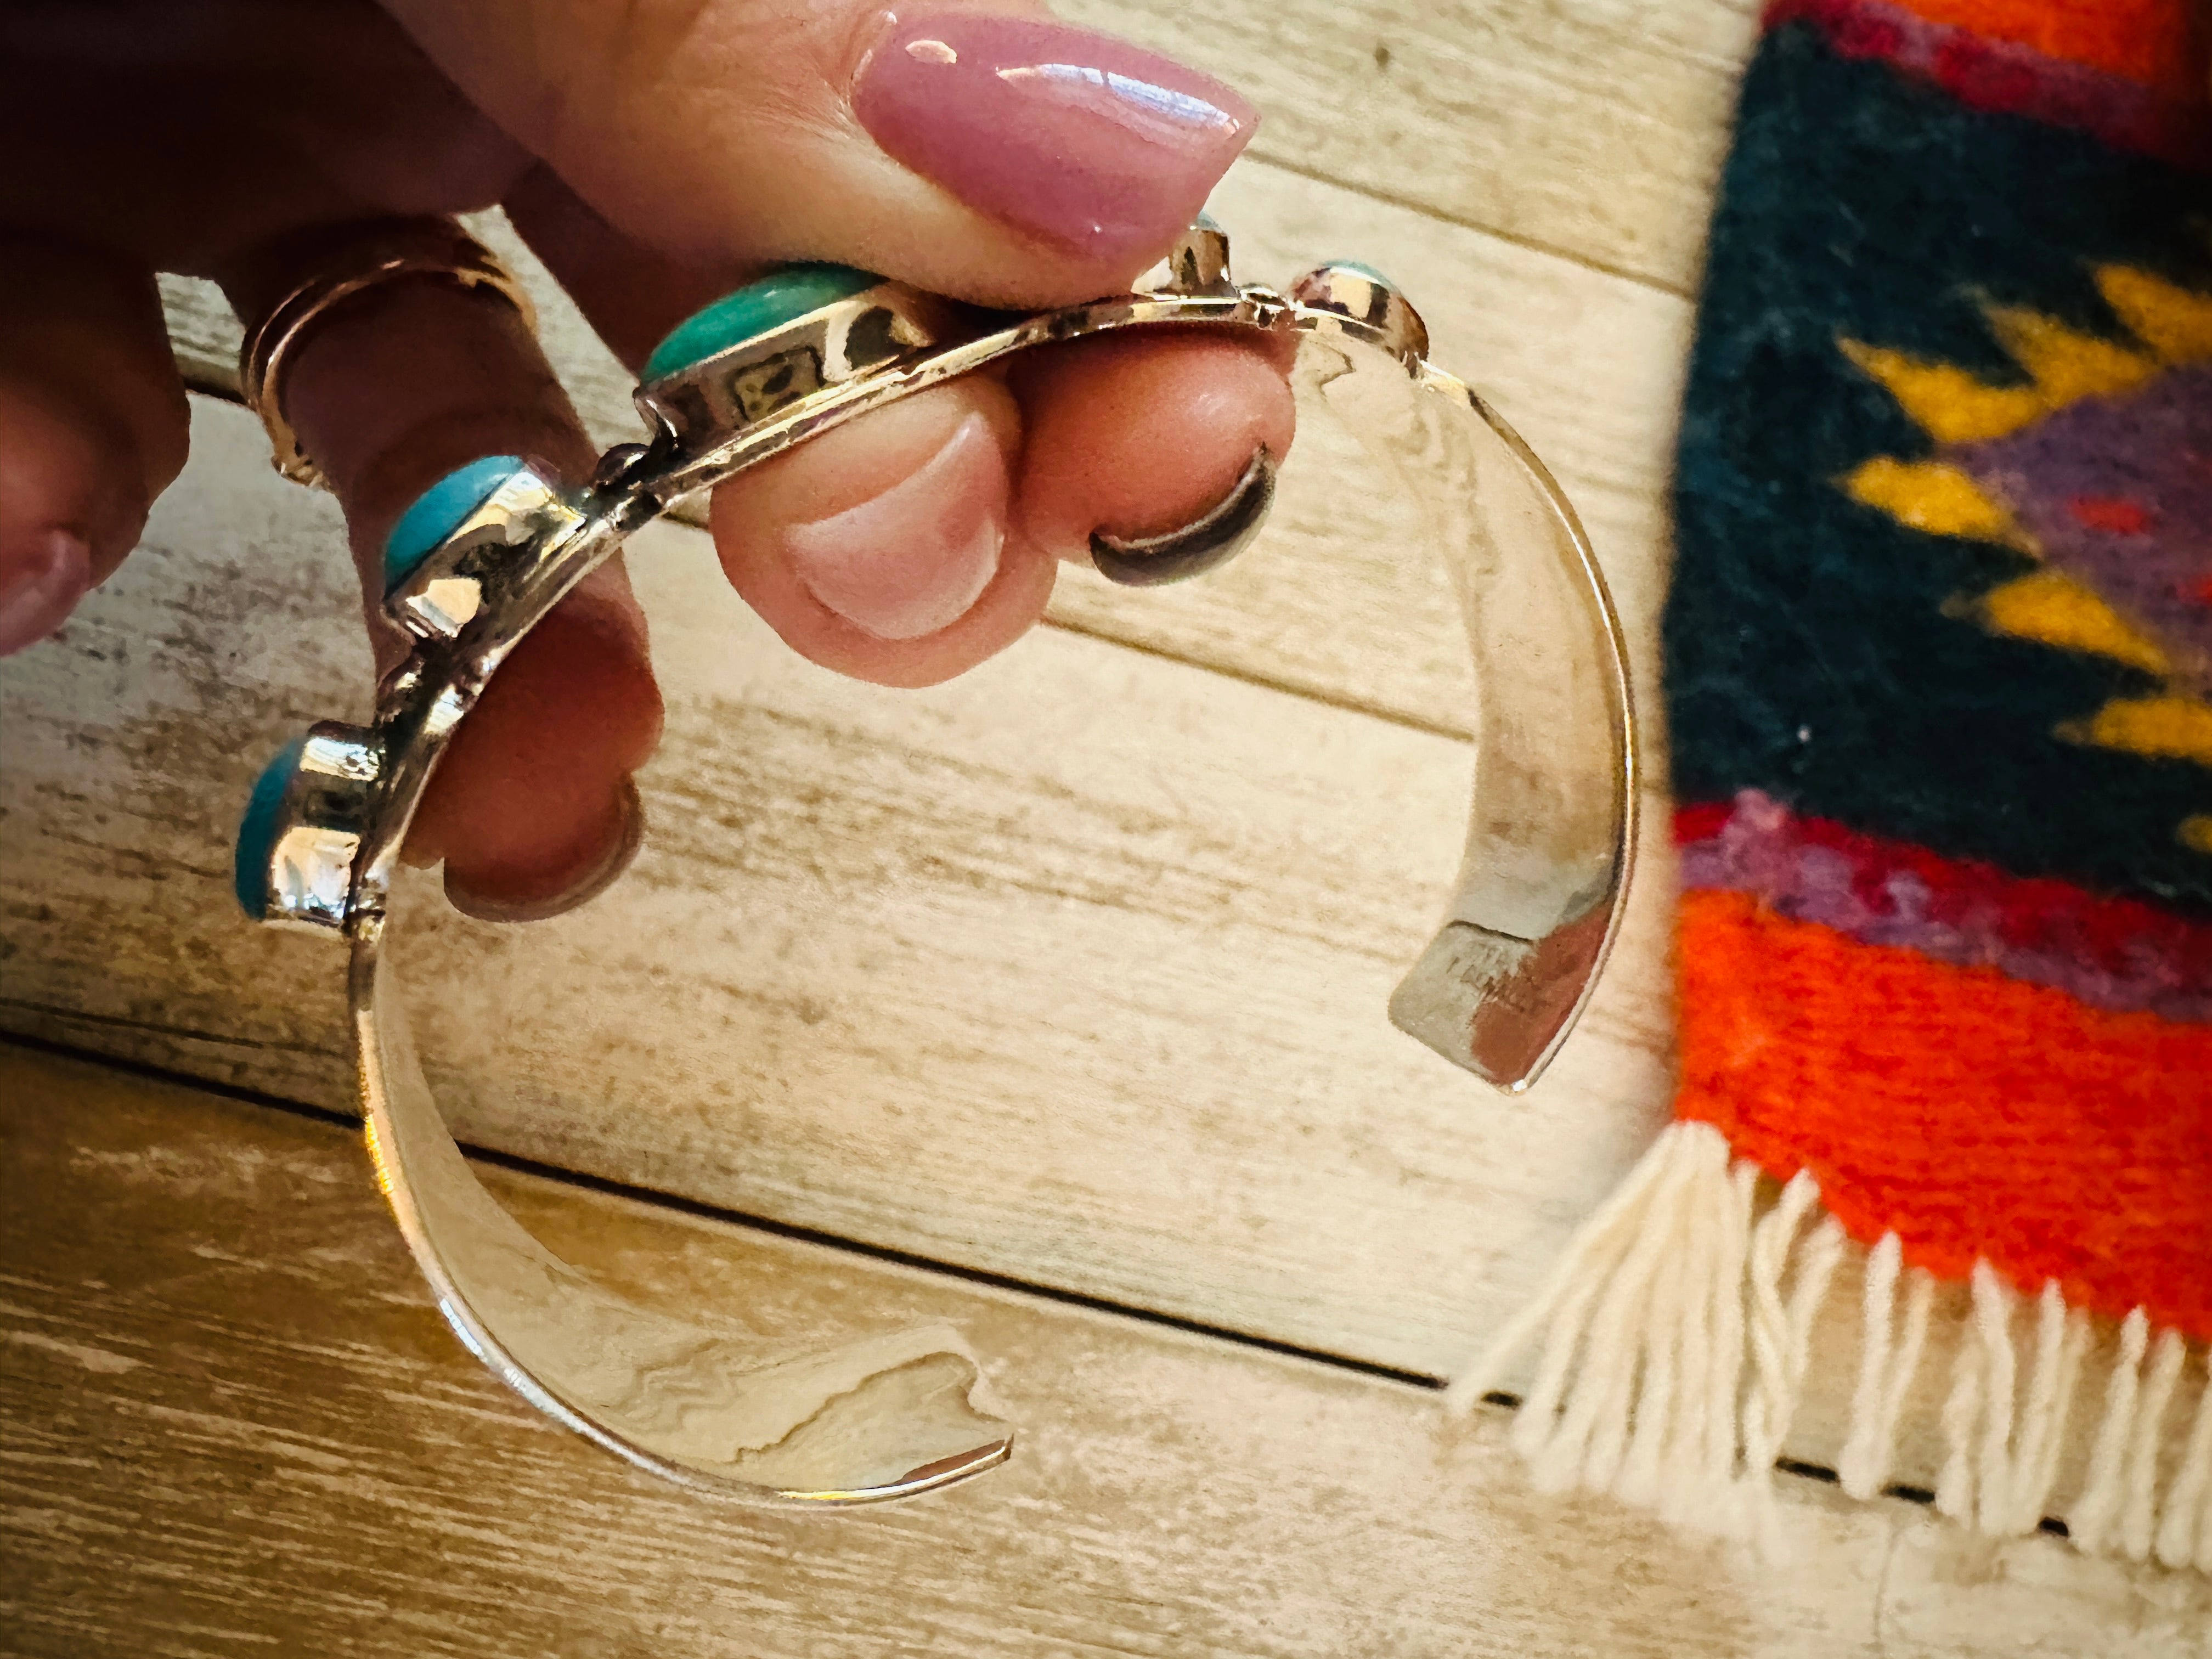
[250,721,384,934]
[634,283,965,464]
[384,465,590,640]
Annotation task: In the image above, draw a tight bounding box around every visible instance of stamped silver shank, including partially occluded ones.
[334,237,1636,1505]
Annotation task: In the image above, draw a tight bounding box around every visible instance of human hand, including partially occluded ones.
[0,0,1293,916]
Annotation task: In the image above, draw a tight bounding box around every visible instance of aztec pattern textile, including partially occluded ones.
[1454,0,2212,1562]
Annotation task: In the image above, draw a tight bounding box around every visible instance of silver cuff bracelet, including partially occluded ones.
[233,218,1637,1506]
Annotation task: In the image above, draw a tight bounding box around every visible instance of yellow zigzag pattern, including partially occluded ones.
[1837,269,2212,838]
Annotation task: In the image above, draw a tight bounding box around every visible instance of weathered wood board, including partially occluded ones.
[6,1043,2204,1659]
[7,398,2153,1508]
[1029,0,1764,295]
[0,399,1678,1386]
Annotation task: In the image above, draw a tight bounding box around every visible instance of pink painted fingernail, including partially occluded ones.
[853,15,1258,265]
[0,529,91,654]
[785,413,1005,640]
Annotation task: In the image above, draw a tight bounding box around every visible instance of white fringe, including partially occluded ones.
[1935,1305,1984,1522]
[1971,1263,2019,1533]
[2123,1329,2187,1561]
[1741,1171,1842,1533]
[1837,1234,1934,1500]
[2156,1349,2212,1568]
[2070,1308,2151,1553]
[1452,1119,2212,1565]
[2002,1284,2088,1536]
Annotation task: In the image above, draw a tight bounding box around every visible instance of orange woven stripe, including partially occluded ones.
[1677,889,2212,1336]
[1874,0,2198,94]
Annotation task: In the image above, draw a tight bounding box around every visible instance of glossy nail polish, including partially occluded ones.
[0,529,91,654]
[853,15,1257,265]
[785,413,1005,639]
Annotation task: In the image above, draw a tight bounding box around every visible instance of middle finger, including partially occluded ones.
[508,171,1295,689]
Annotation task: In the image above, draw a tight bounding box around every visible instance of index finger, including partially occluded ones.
[379,0,1257,307]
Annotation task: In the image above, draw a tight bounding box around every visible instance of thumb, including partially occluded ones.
[377,0,1256,307]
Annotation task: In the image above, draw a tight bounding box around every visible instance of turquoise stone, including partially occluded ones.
[641,264,883,383]
[383,455,527,591]
[234,738,304,919]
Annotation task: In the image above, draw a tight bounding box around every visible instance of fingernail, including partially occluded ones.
[0,529,92,654]
[853,16,1258,264]
[1091,445,1276,587]
[445,778,645,924]
[785,413,1005,639]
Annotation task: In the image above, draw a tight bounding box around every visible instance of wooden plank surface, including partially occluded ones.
[0,398,1678,1385]
[0,399,2111,1505]
[1058,0,1763,292]
[5,1041,2203,1659]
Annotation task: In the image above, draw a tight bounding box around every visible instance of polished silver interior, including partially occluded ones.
[352,940,1014,1504]
[294,239,1634,1505]
[1291,340,1635,1088]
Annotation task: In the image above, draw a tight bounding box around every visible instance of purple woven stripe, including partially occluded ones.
[1679,792,2212,1021]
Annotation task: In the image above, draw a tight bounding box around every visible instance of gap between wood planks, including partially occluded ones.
[1234,149,1693,301]
[5,1023,1977,1524]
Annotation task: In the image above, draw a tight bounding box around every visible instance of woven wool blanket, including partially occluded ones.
[1452,0,2212,1564]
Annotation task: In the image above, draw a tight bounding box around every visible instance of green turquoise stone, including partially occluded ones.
[383,455,527,591]
[641,264,883,383]
[234,738,304,920]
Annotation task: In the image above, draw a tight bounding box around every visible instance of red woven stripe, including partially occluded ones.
[1766,0,2212,169]
[1673,801,1734,845]
[1678,890,2212,1335]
